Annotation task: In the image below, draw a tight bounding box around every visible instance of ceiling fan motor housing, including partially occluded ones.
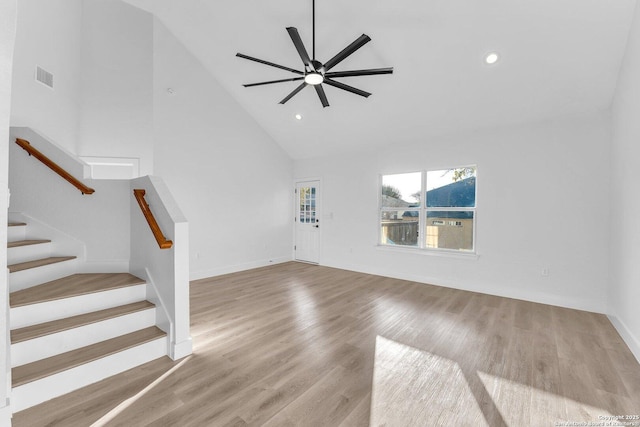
[310,60,324,73]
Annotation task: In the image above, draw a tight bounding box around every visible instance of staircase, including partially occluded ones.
[6,221,169,412]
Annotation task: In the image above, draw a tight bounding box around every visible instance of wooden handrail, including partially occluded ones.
[15,138,95,195]
[133,189,173,249]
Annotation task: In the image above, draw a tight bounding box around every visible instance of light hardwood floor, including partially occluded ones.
[12,262,640,426]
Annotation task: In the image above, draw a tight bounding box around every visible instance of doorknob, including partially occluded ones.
[314,225,319,228]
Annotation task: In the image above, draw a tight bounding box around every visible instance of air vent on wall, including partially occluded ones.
[35,66,54,89]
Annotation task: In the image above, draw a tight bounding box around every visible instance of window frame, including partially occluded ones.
[378,166,477,255]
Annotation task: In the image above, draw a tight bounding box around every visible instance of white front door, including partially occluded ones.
[295,180,320,263]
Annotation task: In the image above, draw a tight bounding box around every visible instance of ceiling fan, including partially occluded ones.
[236,0,393,108]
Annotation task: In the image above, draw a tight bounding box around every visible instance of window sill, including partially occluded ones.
[375,244,479,260]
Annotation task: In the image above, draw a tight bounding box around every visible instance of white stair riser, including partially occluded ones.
[10,259,78,292]
[7,242,52,265]
[7,225,26,242]
[11,284,147,329]
[12,308,157,367]
[11,337,168,412]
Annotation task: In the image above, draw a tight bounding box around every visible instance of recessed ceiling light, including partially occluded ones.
[485,52,499,65]
[295,114,303,120]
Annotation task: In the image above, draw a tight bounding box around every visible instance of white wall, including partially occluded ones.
[9,2,294,281]
[130,176,191,359]
[11,0,154,174]
[10,0,83,153]
[1,0,18,422]
[295,112,611,313]
[7,0,153,272]
[610,1,640,361]
[152,20,294,280]
[77,0,154,176]
[9,135,131,271]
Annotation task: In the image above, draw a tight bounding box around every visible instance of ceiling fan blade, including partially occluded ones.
[279,82,307,104]
[323,78,371,98]
[323,34,371,72]
[315,85,329,108]
[236,53,304,75]
[243,77,305,88]
[325,67,393,78]
[286,27,313,69]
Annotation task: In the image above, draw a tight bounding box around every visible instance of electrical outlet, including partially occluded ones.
[541,267,549,277]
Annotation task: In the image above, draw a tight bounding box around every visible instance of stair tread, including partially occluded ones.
[8,222,27,227]
[7,239,51,248]
[12,326,166,387]
[8,256,76,273]
[11,301,156,343]
[10,273,146,308]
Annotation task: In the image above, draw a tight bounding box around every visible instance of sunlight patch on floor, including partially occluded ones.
[90,356,191,427]
[477,371,614,426]
[370,336,487,426]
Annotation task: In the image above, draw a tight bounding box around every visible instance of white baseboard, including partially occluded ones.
[170,337,193,360]
[608,315,640,364]
[9,258,78,292]
[7,241,52,265]
[12,308,156,367]
[323,260,607,314]
[0,404,12,427]
[10,284,147,329]
[77,260,130,273]
[191,256,605,314]
[8,212,85,261]
[190,256,292,281]
[11,336,167,412]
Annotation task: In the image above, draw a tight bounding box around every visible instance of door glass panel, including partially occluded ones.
[299,186,317,224]
[295,180,321,264]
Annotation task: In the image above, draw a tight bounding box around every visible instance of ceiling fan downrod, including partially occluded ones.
[312,0,315,61]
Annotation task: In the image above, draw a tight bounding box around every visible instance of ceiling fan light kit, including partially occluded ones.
[304,72,324,85]
[236,0,393,108]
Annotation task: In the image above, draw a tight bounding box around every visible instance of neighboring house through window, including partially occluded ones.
[380,167,477,252]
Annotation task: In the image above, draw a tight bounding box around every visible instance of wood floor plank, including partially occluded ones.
[12,327,166,387]
[559,357,603,421]
[10,273,145,307]
[12,262,640,426]
[11,301,155,343]
[8,256,75,273]
[8,358,176,427]
[7,239,51,248]
[338,392,370,427]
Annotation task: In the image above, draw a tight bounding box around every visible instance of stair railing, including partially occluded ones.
[14,138,95,195]
[133,189,173,249]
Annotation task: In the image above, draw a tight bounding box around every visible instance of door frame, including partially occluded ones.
[293,177,322,264]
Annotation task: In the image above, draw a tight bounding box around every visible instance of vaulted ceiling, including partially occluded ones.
[126,0,637,159]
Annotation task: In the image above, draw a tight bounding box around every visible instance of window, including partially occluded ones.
[380,167,476,252]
